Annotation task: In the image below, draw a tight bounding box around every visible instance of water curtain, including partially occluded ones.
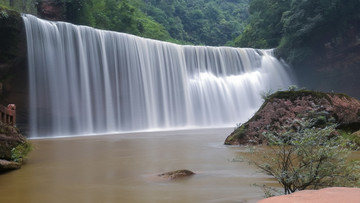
[23,14,294,137]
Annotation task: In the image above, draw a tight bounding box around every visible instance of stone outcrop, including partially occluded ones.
[0,121,25,160]
[225,90,360,145]
[158,169,195,180]
[0,159,21,172]
[0,121,28,173]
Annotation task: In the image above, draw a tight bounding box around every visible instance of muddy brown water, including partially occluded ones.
[0,128,277,203]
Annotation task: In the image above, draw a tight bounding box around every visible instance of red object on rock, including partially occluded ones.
[0,104,16,126]
[7,104,16,111]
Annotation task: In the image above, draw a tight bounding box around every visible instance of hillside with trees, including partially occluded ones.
[230,0,360,98]
[231,0,360,65]
[0,0,250,45]
[2,0,359,97]
[137,0,249,45]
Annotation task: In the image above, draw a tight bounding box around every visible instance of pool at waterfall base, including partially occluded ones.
[0,128,277,203]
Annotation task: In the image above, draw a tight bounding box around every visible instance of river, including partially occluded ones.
[0,128,276,203]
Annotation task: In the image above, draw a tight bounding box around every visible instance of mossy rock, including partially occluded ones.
[266,89,351,104]
[0,122,25,160]
[0,122,30,161]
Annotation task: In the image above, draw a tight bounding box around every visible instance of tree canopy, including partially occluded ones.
[231,0,360,65]
[0,0,250,45]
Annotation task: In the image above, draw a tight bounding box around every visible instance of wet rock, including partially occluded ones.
[158,169,195,180]
[0,159,21,172]
[225,90,360,145]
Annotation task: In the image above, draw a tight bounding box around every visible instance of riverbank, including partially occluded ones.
[258,187,360,203]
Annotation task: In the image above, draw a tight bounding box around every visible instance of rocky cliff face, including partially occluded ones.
[225,90,360,145]
[0,7,29,132]
[292,24,360,99]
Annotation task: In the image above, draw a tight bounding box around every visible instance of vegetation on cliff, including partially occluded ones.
[230,0,360,65]
[0,5,22,65]
[65,0,250,45]
[0,0,250,45]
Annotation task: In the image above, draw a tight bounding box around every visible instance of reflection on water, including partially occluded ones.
[0,128,276,203]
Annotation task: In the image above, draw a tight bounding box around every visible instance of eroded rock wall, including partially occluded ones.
[0,7,29,133]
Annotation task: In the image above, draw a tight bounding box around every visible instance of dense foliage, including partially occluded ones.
[0,0,37,14]
[138,0,249,45]
[70,0,172,42]
[231,0,360,65]
[0,0,250,45]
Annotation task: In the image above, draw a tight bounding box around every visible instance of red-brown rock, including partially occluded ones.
[258,187,360,203]
[225,90,360,145]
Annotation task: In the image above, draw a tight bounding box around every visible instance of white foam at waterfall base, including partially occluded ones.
[22,14,295,138]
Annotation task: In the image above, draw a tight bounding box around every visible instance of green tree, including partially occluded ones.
[231,0,360,65]
[232,0,290,48]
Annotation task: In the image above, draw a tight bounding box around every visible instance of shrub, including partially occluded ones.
[11,141,32,163]
[244,120,360,195]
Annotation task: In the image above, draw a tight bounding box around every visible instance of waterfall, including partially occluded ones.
[22,14,295,137]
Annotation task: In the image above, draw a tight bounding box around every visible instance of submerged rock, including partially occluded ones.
[158,169,195,180]
[225,90,360,145]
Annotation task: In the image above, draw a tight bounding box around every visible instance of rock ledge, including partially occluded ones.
[225,90,360,145]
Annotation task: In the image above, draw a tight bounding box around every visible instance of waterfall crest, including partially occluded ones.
[23,14,295,137]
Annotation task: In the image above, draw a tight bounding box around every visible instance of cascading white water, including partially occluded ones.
[23,14,295,137]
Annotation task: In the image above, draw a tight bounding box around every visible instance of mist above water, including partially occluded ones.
[23,14,294,137]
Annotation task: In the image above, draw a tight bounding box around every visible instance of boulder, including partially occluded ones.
[225,90,360,145]
[0,121,25,160]
[0,121,29,173]
[158,169,195,180]
[0,159,21,172]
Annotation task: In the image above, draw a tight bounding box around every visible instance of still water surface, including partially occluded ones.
[0,128,276,203]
